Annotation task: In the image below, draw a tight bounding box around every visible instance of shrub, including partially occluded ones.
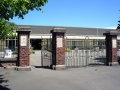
[47,48,52,52]
[30,47,35,54]
[12,50,17,54]
[65,48,71,52]
[46,48,71,52]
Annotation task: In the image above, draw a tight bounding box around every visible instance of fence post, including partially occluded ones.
[85,36,89,67]
[50,27,66,70]
[16,27,31,71]
[103,30,119,66]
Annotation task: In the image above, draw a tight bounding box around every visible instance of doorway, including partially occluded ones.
[30,39,42,50]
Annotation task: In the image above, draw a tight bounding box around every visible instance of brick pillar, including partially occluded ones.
[50,27,66,70]
[103,30,119,66]
[16,27,31,71]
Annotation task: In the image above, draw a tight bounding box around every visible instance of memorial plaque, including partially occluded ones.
[112,39,116,48]
[21,36,27,46]
[57,38,63,47]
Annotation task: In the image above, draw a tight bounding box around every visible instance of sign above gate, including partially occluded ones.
[57,38,63,47]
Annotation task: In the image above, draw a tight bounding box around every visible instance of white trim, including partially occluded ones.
[30,35,120,40]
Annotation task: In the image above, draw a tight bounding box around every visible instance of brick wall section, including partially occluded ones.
[18,31,30,67]
[106,35,117,66]
[51,32,65,66]
[0,63,16,67]
[56,33,65,65]
[112,36,117,62]
[0,31,30,67]
[104,30,119,66]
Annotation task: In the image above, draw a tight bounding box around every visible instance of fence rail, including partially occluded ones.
[65,38,106,67]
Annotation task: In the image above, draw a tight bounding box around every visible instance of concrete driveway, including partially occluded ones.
[0,50,120,90]
[0,65,120,90]
[30,50,51,67]
[30,50,42,66]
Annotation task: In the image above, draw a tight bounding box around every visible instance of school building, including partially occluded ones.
[4,25,119,51]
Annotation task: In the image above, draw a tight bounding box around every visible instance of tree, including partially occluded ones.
[117,10,120,30]
[117,20,120,30]
[0,0,48,39]
[0,19,18,40]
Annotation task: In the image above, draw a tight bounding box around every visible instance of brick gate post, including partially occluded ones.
[50,27,66,70]
[16,27,31,71]
[103,30,119,66]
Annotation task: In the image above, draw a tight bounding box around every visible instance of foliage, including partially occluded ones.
[30,47,35,54]
[65,48,71,52]
[12,50,17,54]
[0,0,48,20]
[47,48,71,52]
[117,10,120,30]
[117,20,120,30]
[0,0,48,39]
[47,48,52,52]
[0,19,19,40]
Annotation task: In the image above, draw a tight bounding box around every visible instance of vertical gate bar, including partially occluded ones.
[67,40,72,66]
[0,40,1,58]
[50,35,52,67]
[103,39,106,64]
[85,36,89,67]
[102,40,104,65]
[94,39,97,65]
[90,40,93,65]
[65,36,66,66]
[80,40,81,66]
[71,39,73,67]
[82,39,84,66]
[72,39,75,67]
[2,39,4,58]
[65,38,67,66]
[96,40,98,65]
[41,38,43,66]
[93,40,95,65]
[89,39,91,65]
[83,39,85,66]
[94,40,96,65]
[101,40,103,64]
[3,39,4,57]
[78,39,80,67]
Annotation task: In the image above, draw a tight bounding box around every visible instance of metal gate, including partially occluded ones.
[41,37,52,67]
[65,36,106,67]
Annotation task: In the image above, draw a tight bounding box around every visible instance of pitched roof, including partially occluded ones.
[17,25,116,36]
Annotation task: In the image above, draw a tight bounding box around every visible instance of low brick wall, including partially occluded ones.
[0,63,16,67]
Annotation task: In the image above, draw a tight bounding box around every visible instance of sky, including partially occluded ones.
[9,0,120,29]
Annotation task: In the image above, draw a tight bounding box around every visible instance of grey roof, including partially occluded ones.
[17,25,116,36]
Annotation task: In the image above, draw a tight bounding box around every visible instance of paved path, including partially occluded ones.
[30,50,41,66]
[0,66,120,90]
[30,50,51,67]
